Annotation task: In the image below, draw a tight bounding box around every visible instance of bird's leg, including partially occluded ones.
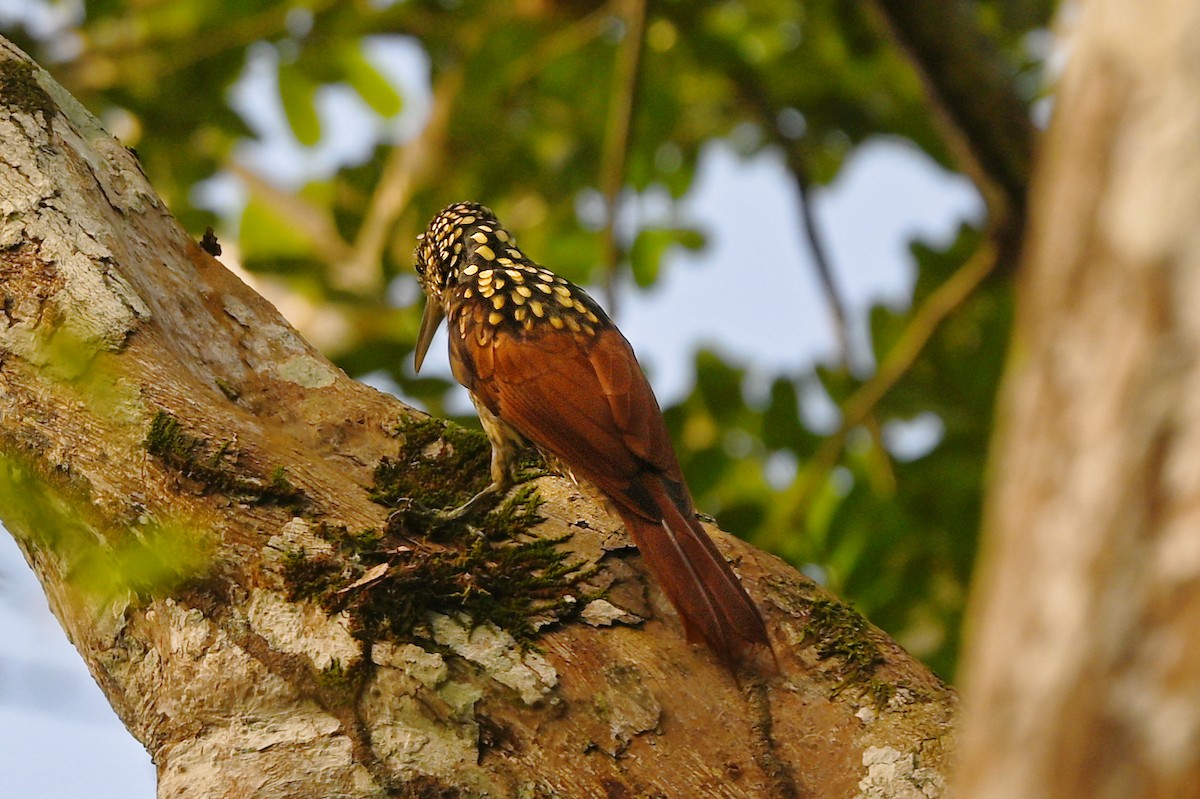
[434,438,517,522]
[393,399,525,529]
[438,398,525,520]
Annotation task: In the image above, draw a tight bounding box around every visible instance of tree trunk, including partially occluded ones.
[0,37,953,798]
[956,3,1200,797]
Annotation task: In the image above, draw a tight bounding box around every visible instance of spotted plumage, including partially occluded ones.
[415,204,601,349]
[412,202,772,670]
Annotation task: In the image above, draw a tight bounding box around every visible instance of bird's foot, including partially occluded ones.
[387,483,506,532]
[438,483,506,523]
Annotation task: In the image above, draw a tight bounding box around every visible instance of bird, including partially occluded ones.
[411,201,772,668]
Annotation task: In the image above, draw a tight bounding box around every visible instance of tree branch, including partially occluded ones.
[869,0,1035,226]
[339,65,465,291]
[0,37,955,798]
[765,237,998,547]
[598,0,647,314]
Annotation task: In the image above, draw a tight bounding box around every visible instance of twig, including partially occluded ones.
[339,66,465,291]
[229,162,353,266]
[598,0,647,314]
[868,0,1034,228]
[341,8,611,291]
[791,159,854,371]
[762,237,999,548]
[76,0,342,82]
[506,6,615,89]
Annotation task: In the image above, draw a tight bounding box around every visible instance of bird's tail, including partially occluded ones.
[620,488,773,670]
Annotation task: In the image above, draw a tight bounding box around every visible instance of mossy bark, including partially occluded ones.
[0,36,955,799]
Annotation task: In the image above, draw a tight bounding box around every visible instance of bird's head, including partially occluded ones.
[412,201,519,371]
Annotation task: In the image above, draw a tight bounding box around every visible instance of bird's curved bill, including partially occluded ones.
[413,299,445,373]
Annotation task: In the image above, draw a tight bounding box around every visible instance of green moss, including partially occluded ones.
[370,416,492,510]
[806,598,884,672]
[283,487,592,648]
[143,410,307,510]
[803,597,887,701]
[281,546,343,602]
[866,678,898,709]
[214,378,240,401]
[316,657,368,706]
[0,59,55,120]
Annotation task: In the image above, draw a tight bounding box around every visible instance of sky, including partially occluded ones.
[0,17,981,799]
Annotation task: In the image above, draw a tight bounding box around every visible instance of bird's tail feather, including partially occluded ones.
[621,489,772,669]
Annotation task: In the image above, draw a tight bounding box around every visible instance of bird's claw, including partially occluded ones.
[387,484,506,532]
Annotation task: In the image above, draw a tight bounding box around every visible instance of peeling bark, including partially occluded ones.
[0,38,954,799]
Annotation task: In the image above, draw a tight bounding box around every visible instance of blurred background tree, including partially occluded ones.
[0,0,1047,689]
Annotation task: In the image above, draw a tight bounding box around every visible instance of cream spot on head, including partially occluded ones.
[477,244,496,260]
[454,243,463,253]
[582,323,595,336]
[471,231,488,244]
[492,294,506,310]
[549,315,564,329]
[565,315,581,332]
[516,285,532,297]
[553,285,571,298]
[556,293,573,307]
[478,225,493,233]
[535,282,552,294]
[495,230,510,243]
[498,257,513,265]
[488,311,504,325]
[463,263,479,276]
[530,301,545,318]
[478,269,494,280]
[585,310,599,323]
[514,306,527,321]
[504,269,522,281]
[511,291,526,305]
[573,300,587,314]
[479,285,495,298]
[462,216,476,224]
[507,248,522,259]
[494,278,506,289]
[464,287,474,298]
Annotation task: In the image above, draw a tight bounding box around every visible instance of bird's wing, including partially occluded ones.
[454,322,684,521]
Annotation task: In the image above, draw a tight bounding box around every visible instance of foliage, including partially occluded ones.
[0,455,212,606]
[0,0,1050,678]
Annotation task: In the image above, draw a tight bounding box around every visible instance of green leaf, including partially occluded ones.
[239,186,329,261]
[278,60,322,146]
[629,226,706,288]
[341,44,403,118]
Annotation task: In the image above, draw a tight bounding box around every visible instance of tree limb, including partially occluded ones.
[765,238,998,548]
[869,0,1036,226]
[597,0,646,313]
[0,37,954,798]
